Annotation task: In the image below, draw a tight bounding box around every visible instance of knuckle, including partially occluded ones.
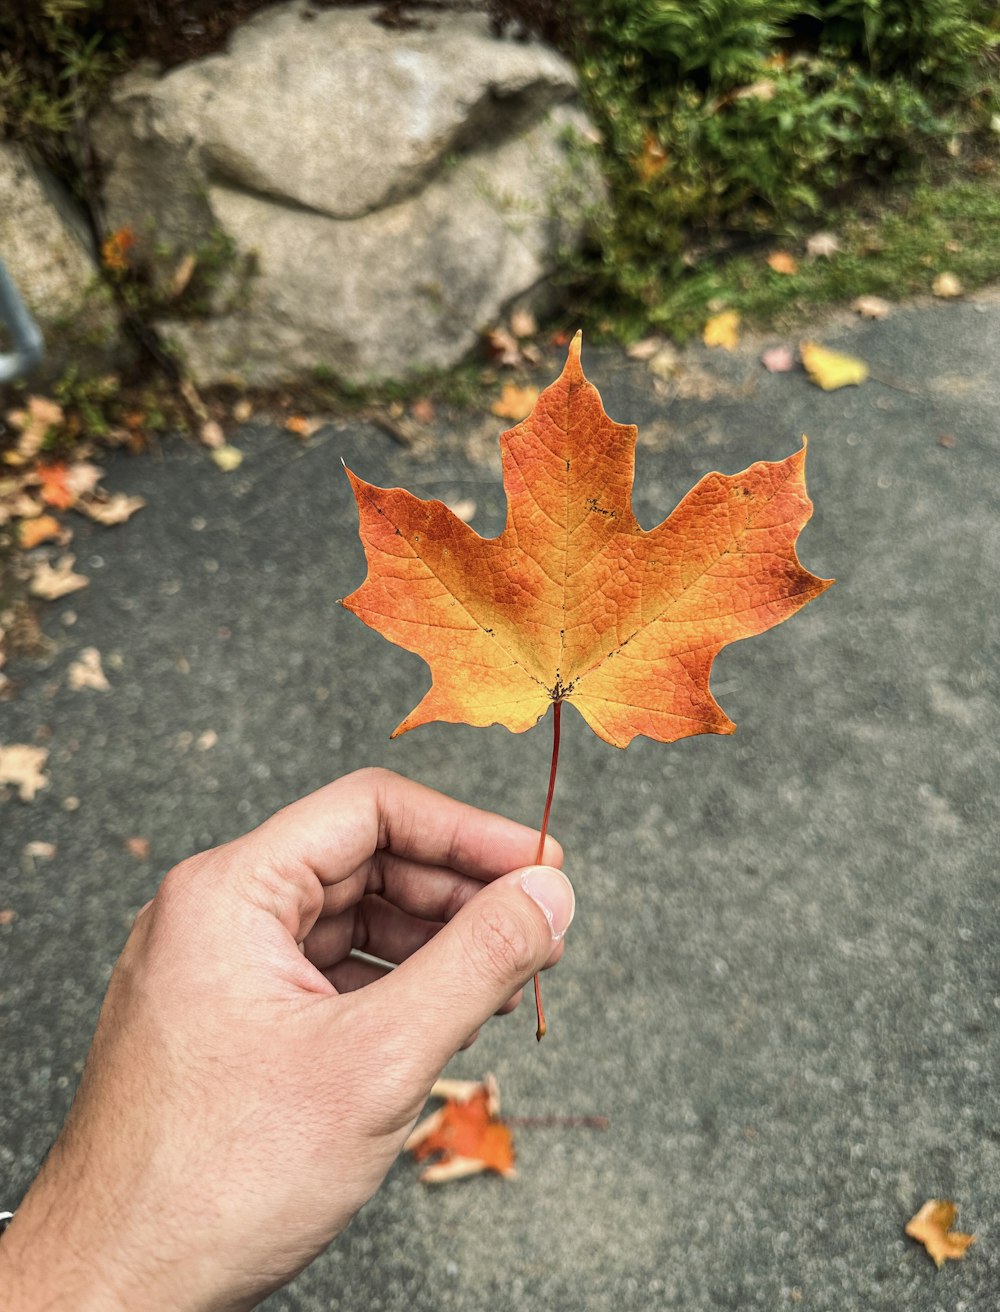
[468,901,538,985]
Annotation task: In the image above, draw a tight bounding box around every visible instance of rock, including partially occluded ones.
[92,3,602,386]
[0,142,122,384]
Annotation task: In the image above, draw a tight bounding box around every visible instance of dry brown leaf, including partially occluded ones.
[29,555,89,601]
[767,251,798,276]
[0,743,49,801]
[491,383,539,421]
[232,399,254,423]
[125,836,151,860]
[852,295,892,320]
[67,647,110,692]
[484,327,521,367]
[510,309,538,339]
[703,311,740,350]
[6,396,65,461]
[23,840,56,859]
[636,132,669,181]
[800,341,869,390]
[905,1200,975,1268]
[18,515,63,550]
[932,272,963,298]
[626,336,663,361]
[211,445,244,472]
[80,493,146,527]
[761,345,795,373]
[806,232,841,259]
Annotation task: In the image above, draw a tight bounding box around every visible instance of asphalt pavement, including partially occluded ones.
[1,293,998,1310]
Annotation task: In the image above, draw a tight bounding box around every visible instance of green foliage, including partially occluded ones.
[542,0,1000,331]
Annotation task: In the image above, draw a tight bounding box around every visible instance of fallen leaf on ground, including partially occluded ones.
[101,226,135,272]
[405,1073,516,1183]
[211,445,244,472]
[932,272,963,298]
[938,433,957,448]
[761,345,795,373]
[80,493,146,526]
[67,647,110,692]
[647,345,680,380]
[37,463,74,510]
[344,333,830,747]
[0,909,15,925]
[767,251,798,275]
[806,232,841,259]
[0,743,49,802]
[125,836,151,860]
[200,419,225,449]
[800,341,869,390]
[232,399,254,423]
[491,383,539,421]
[284,414,322,438]
[905,1200,975,1268]
[196,729,218,751]
[626,336,663,361]
[23,841,56,859]
[510,309,538,339]
[18,515,64,550]
[410,397,436,425]
[703,311,740,350]
[6,396,65,462]
[29,555,89,601]
[484,327,521,367]
[852,295,892,320]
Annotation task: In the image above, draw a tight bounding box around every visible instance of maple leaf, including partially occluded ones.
[905,1199,975,1267]
[343,334,831,749]
[405,1073,516,1183]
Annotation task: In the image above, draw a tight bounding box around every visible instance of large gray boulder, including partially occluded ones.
[92,3,601,387]
[0,143,121,385]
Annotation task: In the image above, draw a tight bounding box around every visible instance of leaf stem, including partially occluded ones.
[533,698,562,1042]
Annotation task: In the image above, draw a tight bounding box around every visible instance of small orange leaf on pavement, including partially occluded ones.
[405,1073,516,1184]
[18,515,63,549]
[905,1200,975,1268]
[767,251,798,275]
[703,310,740,350]
[491,382,539,421]
[800,341,869,390]
[38,463,73,510]
[125,836,151,860]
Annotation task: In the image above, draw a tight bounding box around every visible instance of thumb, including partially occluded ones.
[380,865,575,1072]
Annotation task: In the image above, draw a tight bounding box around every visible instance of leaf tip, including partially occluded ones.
[562,329,584,381]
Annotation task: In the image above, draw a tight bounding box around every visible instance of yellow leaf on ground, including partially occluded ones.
[767,251,798,275]
[18,515,63,549]
[0,743,49,802]
[491,383,539,421]
[800,341,869,390]
[932,272,963,298]
[703,311,741,350]
[905,1200,975,1268]
[211,445,244,472]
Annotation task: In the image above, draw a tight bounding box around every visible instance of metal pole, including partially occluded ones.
[0,258,44,382]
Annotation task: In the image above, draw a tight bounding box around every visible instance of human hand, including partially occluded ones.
[0,768,573,1312]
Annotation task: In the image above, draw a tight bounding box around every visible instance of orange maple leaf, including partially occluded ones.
[405,1074,516,1183]
[343,334,831,748]
[101,226,136,272]
[38,462,74,510]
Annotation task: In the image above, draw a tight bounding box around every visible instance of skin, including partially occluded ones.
[0,768,574,1312]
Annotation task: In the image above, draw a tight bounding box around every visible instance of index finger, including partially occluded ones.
[245,766,562,891]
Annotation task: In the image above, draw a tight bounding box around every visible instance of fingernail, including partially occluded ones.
[520,866,575,940]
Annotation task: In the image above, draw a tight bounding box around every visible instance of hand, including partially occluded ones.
[0,768,573,1312]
